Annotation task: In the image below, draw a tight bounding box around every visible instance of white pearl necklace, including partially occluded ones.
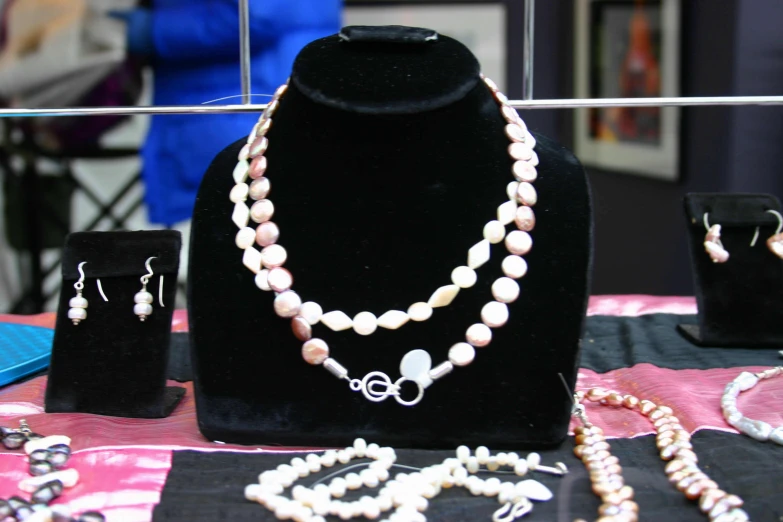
[245,438,561,522]
[228,76,539,406]
[722,366,783,445]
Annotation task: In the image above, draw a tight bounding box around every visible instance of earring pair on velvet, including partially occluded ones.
[68,257,164,325]
[704,210,783,263]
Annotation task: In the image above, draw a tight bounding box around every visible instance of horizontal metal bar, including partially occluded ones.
[0,95,782,118]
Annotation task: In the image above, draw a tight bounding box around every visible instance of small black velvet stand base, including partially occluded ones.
[679,193,783,347]
[188,26,592,449]
[45,231,185,418]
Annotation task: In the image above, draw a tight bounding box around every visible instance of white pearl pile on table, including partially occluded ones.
[245,438,558,522]
[722,367,783,445]
[228,75,540,406]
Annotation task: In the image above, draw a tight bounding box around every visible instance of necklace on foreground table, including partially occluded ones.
[227,75,539,406]
[721,367,783,445]
[572,388,749,522]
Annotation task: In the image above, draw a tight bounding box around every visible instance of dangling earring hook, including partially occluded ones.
[141,256,157,286]
[75,262,87,290]
[765,209,783,260]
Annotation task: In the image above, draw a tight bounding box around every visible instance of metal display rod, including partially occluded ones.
[0,96,782,118]
[522,0,534,101]
[239,0,251,104]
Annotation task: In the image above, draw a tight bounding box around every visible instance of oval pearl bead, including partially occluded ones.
[509,143,533,161]
[482,220,506,244]
[134,303,153,317]
[353,312,378,336]
[502,255,528,279]
[466,323,492,347]
[291,317,312,341]
[516,182,537,206]
[261,244,287,268]
[249,199,274,223]
[274,290,301,318]
[511,160,537,182]
[256,118,272,137]
[515,206,536,232]
[451,266,477,288]
[229,183,249,203]
[505,124,525,142]
[267,267,293,292]
[134,291,153,304]
[249,136,269,157]
[235,227,256,249]
[448,342,476,366]
[254,269,271,291]
[68,308,87,321]
[248,155,268,179]
[408,302,433,322]
[248,177,270,200]
[299,302,323,325]
[302,338,329,365]
[501,105,521,125]
[481,301,509,328]
[505,230,532,255]
[506,181,520,200]
[69,296,88,308]
[255,222,279,247]
[492,277,520,303]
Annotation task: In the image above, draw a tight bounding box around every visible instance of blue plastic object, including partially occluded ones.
[0,323,53,387]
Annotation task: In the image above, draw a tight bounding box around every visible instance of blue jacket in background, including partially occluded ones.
[144,0,341,225]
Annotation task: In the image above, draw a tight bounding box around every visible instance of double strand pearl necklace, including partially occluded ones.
[228,75,539,406]
[722,367,783,445]
[573,389,748,522]
[245,438,564,522]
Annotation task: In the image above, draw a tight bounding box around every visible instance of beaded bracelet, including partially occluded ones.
[722,366,783,445]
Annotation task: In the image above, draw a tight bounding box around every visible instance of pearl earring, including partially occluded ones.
[703,213,729,263]
[764,209,783,259]
[67,262,89,325]
[134,257,163,322]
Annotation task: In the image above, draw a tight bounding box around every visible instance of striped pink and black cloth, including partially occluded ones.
[1,296,781,522]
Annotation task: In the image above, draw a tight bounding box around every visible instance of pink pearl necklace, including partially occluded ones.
[572,388,748,522]
[228,76,539,406]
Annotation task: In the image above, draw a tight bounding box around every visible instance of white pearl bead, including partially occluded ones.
[506,452,519,466]
[467,239,491,269]
[255,269,271,291]
[428,285,459,308]
[448,342,475,367]
[505,230,532,255]
[483,477,501,497]
[360,497,381,519]
[366,443,380,458]
[360,469,380,488]
[261,244,287,268]
[337,450,350,464]
[465,323,492,347]
[482,220,506,244]
[306,455,322,473]
[502,255,528,279]
[230,182,249,202]
[377,494,393,511]
[526,452,541,470]
[481,301,509,328]
[353,438,368,457]
[337,503,354,520]
[329,477,347,498]
[68,308,87,321]
[475,446,490,464]
[134,303,153,317]
[499,482,515,503]
[506,181,520,200]
[235,227,256,249]
[320,450,337,467]
[407,302,433,322]
[496,452,508,466]
[453,467,468,486]
[468,479,484,496]
[466,457,479,473]
[69,296,88,308]
[456,445,470,463]
[299,301,323,325]
[352,312,378,336]
[267,267,293,292]
[497,200,518,225]
[134,291,153,304]
[274,290,301,318]
[486,457,500,472]
[345,473,362,490]
[491,277,520,303]
[451,266,477,288]
[514,459,528,476]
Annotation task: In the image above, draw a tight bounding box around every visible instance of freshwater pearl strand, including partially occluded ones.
[245,438,559,522]
[722,367,783,445]
[229,76,539,406]
[573,388,748,522]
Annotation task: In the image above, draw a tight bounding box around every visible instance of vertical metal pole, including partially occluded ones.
[522,0,535,100]
[239,0,251,104]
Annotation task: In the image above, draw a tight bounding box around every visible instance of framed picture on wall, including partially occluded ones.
[343,0,524,96]
[574,0,681,180]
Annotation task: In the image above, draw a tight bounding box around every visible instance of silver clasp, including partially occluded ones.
[349,371,425,406]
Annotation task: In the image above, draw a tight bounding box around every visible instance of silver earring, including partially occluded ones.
[703,213,729,263]
[134,257,160,321]
[68,262,89,325]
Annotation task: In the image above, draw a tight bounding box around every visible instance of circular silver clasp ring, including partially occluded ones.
[393,377,424,406]
[360,371,397,402]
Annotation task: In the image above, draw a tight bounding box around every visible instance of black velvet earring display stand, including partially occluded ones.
[679,193,783,347]
[45,231,185,418]
[188,26,592,449]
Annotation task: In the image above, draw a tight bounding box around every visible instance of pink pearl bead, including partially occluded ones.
[505,230,532,255]
[511,159,537,182]
[248,177,270,200]
[249,136,269,158]
[273,290,300,318]
[505,124,525,143]
[302,338,329,365]
[516,182,537,206]
[260,244,287,268]
[509,143,534,161]
[256,118,272,137]
[501,105,523,127]
[291,316,312,341]
[249,199,274,223]
[262,100,279,120]
[515,206,535,232]
[248,156,267,179]
[255,222,279,247]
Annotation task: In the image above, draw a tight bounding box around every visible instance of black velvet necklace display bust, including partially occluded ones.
[188,27,592,449]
